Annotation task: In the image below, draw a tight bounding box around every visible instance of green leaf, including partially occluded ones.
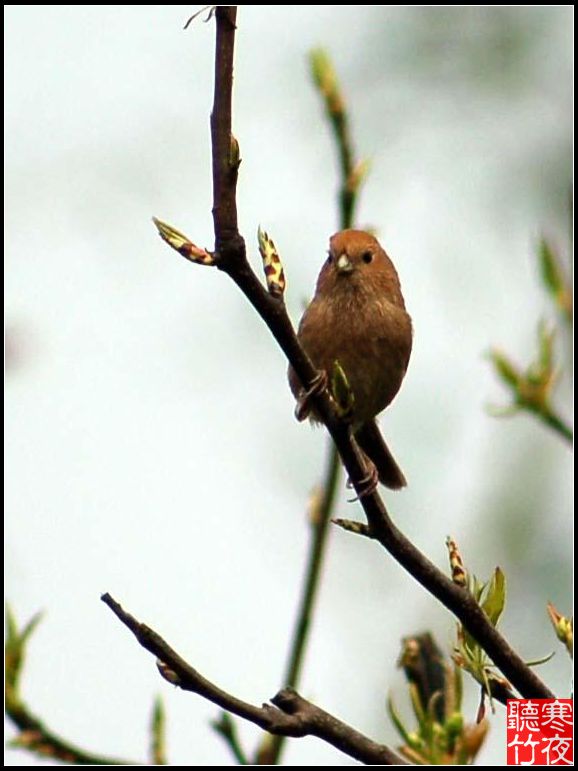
[409,682,429,736]
[310,49,334,92]
[387,696,414,747]
[5,605,19,647]
[488,350,519,388]
[20,611,44,646]
[5,608,43,700]
[538,238,564,297]
[538,320,555,374]
[481,567,506,626]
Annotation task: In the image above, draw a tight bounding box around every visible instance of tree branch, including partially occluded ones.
[199,7,555,702]
[101,593,407,766]
[211,6,240,247]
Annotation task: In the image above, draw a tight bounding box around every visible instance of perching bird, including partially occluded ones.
[288,229,412,491]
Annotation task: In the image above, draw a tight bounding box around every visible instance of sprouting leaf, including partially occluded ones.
[152,218,215,266]
[257,226,285,298]
[481,567,506,626]
[488,349,520,388]
[546,602,573,657]
[539,238,565,297]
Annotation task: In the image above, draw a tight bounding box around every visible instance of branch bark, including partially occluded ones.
[101,593,407,766]
[211,6,240,247]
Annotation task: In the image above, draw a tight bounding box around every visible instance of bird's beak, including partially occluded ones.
[336,253,354,274]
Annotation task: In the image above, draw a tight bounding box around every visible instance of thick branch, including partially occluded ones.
[101,593,407,765]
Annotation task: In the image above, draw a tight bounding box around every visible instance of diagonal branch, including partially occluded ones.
[101,593,407,766]
[201,7,555,702]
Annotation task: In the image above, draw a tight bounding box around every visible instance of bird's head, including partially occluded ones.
[315,229,406,309]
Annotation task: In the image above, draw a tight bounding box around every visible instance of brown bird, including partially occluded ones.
[288,229,412,491]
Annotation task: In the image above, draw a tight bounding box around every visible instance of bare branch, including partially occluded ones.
[211,6,241,250]
[101,593,407,765]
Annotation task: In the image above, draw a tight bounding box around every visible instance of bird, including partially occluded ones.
[288,229,412,492]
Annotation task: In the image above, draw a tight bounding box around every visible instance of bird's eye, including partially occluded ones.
[326,252,333,263]
[362,251,373,264]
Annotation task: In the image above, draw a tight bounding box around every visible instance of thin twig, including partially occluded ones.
[101,593,407,766]
[150,697,167,765]
[273,48,364,693]
[259,50,363,767]
[258,447,340,764]
[535,406,573,444]
[310,48,360,228]
[203,7,555,702]
[6,697,134,765]
[212,712,250,765]
[284,451,341,691]
[5,609,135,765]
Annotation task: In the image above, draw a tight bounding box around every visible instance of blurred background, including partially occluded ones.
[5,5,572,766]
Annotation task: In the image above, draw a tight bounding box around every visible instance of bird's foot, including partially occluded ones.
[294,370,328,421]
[346,460,379,502]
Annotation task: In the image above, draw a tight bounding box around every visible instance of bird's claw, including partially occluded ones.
[346,461,379,502]
[294,370,328,421]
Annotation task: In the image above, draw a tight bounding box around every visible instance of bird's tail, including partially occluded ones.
[355,419,407,490]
